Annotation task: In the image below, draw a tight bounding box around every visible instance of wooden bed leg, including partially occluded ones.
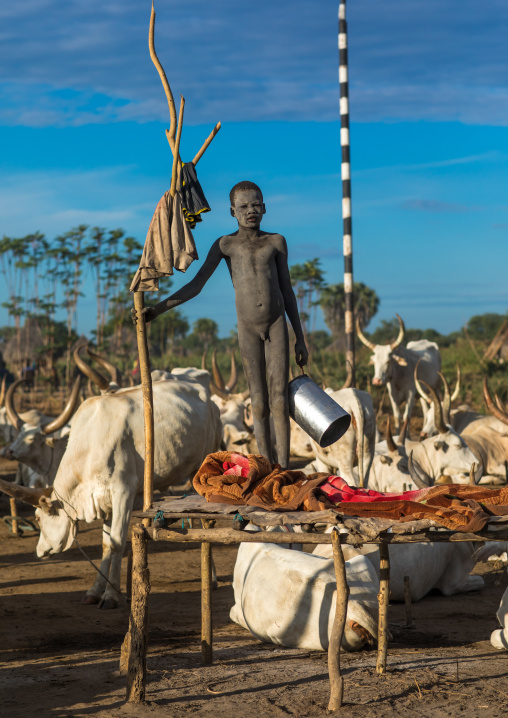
[10,498,19,536]
[328,529,349,712]
[376,542,390,674]
[403,575,412,627]
[124,525,151,703]
[201,519,214,665]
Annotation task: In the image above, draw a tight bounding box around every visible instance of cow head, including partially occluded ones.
[0,477,76,555]
[3,377,79,475]
[356,314,406,385]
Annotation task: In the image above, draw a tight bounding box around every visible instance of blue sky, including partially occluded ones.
[1,0,507,337]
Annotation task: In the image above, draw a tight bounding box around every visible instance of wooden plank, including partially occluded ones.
[148,527,508,545]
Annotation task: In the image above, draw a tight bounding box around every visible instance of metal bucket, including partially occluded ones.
[288,374,351,448]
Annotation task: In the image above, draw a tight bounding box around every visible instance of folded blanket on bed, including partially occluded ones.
[192,451,508,531]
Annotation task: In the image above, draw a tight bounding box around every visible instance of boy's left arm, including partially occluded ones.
[275,236,309,367]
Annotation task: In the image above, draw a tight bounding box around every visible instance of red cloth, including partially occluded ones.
[320,475,425,504]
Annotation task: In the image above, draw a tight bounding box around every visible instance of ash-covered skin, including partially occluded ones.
[133,182,308,468]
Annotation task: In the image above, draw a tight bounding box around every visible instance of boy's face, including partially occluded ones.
[230,189,266,229]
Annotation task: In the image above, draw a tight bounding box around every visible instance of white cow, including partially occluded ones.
[230,529,380,651]
[313,527,484,602]
[310,388,375,487]
[0,370,222,609]
[357,314,441,431]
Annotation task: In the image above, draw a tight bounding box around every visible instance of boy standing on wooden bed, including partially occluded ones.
[135,181,308,469]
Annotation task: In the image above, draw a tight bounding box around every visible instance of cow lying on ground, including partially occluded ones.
[313,526,484,601]
[0,368,222,609]
[230,527,380,651]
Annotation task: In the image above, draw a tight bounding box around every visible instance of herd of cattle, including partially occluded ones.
[0,318,508,651]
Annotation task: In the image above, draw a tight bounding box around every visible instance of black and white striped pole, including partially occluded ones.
[339,0,355,387]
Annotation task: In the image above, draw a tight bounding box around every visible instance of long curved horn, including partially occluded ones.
[341,360,353,389]
[225,352,238,392]
[202,348,230,399]
[408,450,433,489]
[0,476,52,506]
[211,350,226,393]
[473,456,484,484]
[73,344,109,391]
[420,379,447,434]
[42,376,81,435]
[439,371,452,425]
[385,418,396,453]
[414,359,431,405]
[0,374,7,407]
[483,377,508,426]
[390,314,405,350]
[451,363,461,402]
[356,316,376,351]
[86,347,121,385]
[5,379,25,430]
[398,417,409,445]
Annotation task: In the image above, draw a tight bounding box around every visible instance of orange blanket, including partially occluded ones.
[193,452,508,532]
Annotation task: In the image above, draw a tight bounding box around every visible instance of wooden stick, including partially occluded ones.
[170,95,185,198]
[148,526,508,545]
[133,292,154,515]
[403,575,413,627]
[327,529,349,712]
[376,543,390,674]
[9,498,19,536]
[125,525,151,703]
[149,1,177,151]
[201,519,214,665]
[192,122,221,166]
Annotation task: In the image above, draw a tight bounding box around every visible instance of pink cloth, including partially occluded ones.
[320,475,425,504]
[222,453,250,478]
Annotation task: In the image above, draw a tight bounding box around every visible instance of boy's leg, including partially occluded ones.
[265,315,290,469]
[238,327,273,461]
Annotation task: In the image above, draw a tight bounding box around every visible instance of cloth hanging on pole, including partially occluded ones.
[178,162,211,228]
[130,191,198,293]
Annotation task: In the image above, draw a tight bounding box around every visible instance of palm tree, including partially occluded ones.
[319,282,379,345]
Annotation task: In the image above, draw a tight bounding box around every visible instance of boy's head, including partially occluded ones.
[230,181,266,228]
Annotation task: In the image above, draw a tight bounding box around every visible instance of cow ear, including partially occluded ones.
[38,496,61,514]
[38,496,54,514]
[45,437,55,448]
[394,355,407,366]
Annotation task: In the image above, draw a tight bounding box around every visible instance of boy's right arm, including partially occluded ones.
[132,239,224,324]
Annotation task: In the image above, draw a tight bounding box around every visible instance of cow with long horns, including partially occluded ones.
[0,366,221,609]
[2,376,81,486]
[357,314,441,431]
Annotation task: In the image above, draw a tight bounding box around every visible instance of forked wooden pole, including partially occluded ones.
[133,291,154,519]
[328,529,349,712]
[125,525,151,702]
[376,542,390,674]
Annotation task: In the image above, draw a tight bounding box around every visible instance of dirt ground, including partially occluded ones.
[2,481,508,718]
